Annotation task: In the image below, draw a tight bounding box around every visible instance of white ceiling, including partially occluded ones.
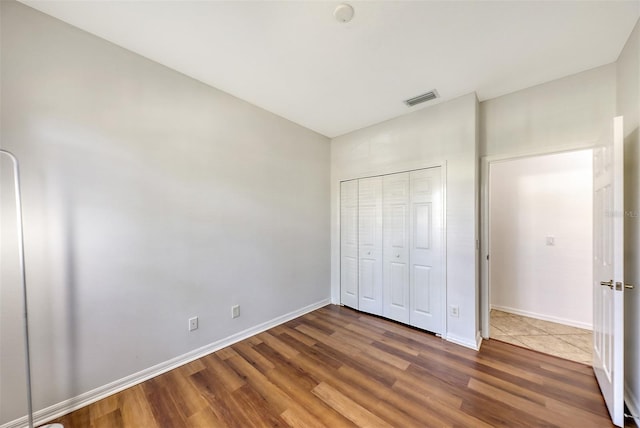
[19,0,640,138]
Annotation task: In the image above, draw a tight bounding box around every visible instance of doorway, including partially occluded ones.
[483,149,593,364]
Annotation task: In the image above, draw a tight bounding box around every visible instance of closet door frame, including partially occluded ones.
[337,162,447,336]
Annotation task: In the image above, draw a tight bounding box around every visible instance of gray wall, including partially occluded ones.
[618,18,640,420]
[0,1,329,424]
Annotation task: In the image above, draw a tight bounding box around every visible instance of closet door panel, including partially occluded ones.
[383,172,410,324]
[340,180,359,309]
[360,259,376,300]
[358,177,383,315]
[413,265,432,314]
[390,261,407,306]
[390,205,407,247]
[409,168,444,334]
[414,204,432,249]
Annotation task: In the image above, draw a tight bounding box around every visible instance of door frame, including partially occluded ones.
[337,161,448,336]
[479,147,594,338]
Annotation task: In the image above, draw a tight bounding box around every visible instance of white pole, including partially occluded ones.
[1,149,34,428]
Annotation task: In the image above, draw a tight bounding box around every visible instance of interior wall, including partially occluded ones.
[330,93,479,349]
[480,64,617,158]
[0,1,330,425]
[617,17,640,421]
[489,150,593,329]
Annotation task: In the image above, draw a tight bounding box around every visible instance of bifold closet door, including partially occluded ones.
[358,177,383,315]
[382,172,410,324]
[409,168,443,333]
[340,180,358,309]
[341,168,444,335]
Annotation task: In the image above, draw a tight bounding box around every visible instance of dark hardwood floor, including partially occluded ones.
[49,304,622,427]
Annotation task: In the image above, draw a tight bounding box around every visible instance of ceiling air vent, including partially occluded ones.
[404,90,439,107]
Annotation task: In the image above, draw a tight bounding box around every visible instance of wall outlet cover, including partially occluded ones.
[449,305,459,318]
[188,316,198,331]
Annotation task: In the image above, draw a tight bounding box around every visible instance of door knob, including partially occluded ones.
[396,254,400,258]
[603,281,636,291]
[600,280,613,289]
[614,281,635,291]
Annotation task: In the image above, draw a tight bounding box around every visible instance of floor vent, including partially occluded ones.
[404,90,439,107]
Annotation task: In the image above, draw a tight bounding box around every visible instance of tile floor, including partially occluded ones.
[490,309,592,365]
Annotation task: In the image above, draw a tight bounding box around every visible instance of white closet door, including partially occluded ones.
[383,172,410,324]
[409,167,444,334]
[340,180,359,309]
[358,177,383,315]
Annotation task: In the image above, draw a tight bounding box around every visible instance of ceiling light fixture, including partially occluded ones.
[334,3,355,23]
[404,90,439,107]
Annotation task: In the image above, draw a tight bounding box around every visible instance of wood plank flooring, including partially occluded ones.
[49,304,620,427]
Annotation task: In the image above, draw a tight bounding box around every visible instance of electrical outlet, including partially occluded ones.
[231,305,240,319]
[188,316,198,331]
[449,305,459,318]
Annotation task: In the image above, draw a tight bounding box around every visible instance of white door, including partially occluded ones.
[383,172,410,323]
[593,116,624,427]
[409,168,444,334]
[358,177,383,315]
[340,180,359,309]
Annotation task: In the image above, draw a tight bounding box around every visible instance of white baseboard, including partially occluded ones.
[476,331,484,350]
[490,304,592,331]
[446,332,481,351]
[1,298,331,428]
[626,383,640,428]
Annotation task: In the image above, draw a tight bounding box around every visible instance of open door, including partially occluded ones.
[593,116,624,426]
